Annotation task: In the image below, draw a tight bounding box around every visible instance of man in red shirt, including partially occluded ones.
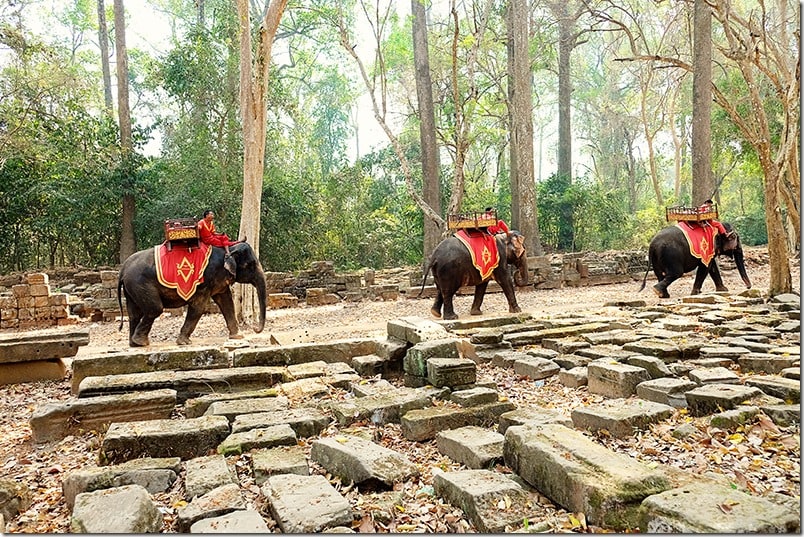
[699,200,735,239]
[483,207,510,237]
[198,210,241,274]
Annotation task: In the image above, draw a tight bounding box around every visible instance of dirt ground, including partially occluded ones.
[0,248,800,532]
[84,247,798,350]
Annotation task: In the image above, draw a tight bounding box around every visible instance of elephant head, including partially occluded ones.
[229,242,267,333]
[717,224,752,289]
[505,232,529,286]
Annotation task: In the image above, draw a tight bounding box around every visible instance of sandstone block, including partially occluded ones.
[189,510,269,533]
[636,378,697,408]
[587,360,650,398]
[184,454,237,500]
[217,424,297,456]
[232,338,378,367]
[262,474,352,532]
[70,484,162,533]
[401,401,515,442]
[436,426,503,469]
[176,483,244,532]
[251,446,309,484]
[231,407,330,437]
[512,356,560,380]
[426,357,476,387]
[571,398,674,438]
[311,434,419,486]
[685,384,764,416]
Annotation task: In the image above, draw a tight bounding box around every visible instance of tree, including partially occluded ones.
[235,0,288,322]
[508,0,542,255]
[97,0,113,113]
[114,0,136,262]
[691,0,714,204]
[411,0,441,264]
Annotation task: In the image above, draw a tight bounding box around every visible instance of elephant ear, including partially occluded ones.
[509,233,526,257]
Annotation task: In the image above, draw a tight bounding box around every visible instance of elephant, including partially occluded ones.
[421,230,528,320]
[117,241,267,346]
[640,222,751,298]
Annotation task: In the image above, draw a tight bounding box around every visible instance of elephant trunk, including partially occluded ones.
[733,245,752,289]
[253,267,267,333]
[513,254,529,286]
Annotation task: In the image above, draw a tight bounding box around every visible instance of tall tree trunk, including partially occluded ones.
[555,1,573,181]
[509,0,542,256]
[691,0,713,204]
[411,0,441,266]
[114,0,136,262]
[97,0,113,114]
[235,0,288,323]
[506,0,519,229]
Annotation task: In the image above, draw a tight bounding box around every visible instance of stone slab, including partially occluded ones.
[217,424,298,456]
[176,483,245,532]
[71,346,228,394]
[497,406,573,434]
[183,388,280,418]
[70,484,163,533]
[426,357,476,387]
[436,426,504,469]
[587,360,651,398]
[401,401,516,441]
[77,366,287,403]
[744,375,800,403]
[636,378,697,408]
[99,415,231,464]
[189,510,269,533]
[310,434,419,486]
[185,454,237,500]
[251,445,309,484]
[0,328,89,364]
[512,356,560,380]
[262,474,352,532]
[571,398,674,438]
[503,423,669,530]
[232,338,379,367]
[685,384,764,416]
[231,407,329,437]
[641,481,800,532]
[30,389,177,443]
[204,396,289,422]
[330,388,433,426]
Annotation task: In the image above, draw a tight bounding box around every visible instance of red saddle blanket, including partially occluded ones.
[676,221,717,267]
[154,242,212,300]
[455,229,500,280]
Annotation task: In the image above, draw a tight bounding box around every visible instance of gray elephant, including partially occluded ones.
[640,222,751,298]
[421,230,528,320]
[117,242,267,346]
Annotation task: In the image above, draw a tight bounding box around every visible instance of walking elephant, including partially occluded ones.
[640,222,751,298]
[118,242,267,346]
[421,230,528,320]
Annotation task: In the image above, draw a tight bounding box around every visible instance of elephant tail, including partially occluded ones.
[117,279,125,331]
[638,258,651,292]
[417,259,433,298]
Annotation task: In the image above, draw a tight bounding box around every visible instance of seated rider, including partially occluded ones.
[698,199,735,239]
[198,210,240,274]
[483,207,511,237]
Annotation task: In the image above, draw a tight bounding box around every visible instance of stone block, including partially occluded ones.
[71,485,163,533]
[436,426,504,469]
[401,401,515,441]
[449,387,498,407]
[190,510,269,533]
[558,366,588,388]
[218,424,298,456]
[738,353,798,375]
[386,316,449,344]
[184,388,280,418]
[330,388,433,426]
[688,366,740,385]
[571,398,674,438]
[184,454,237,500]
[403,338,461,376]
[310,434,419,486]
[0,327,89,364]
[0,358,68,385]
[503,424,669,530]
[427,357,476,387]
[698,345,751,360]
[587,360,650,398]
[640,482,799,533]
[497,406,573,434]
[99,415,231,464]
[685,384,764,416]
[231,407,330,438]
[252,446,309,484]
[262,474,352,532]
[744,375,800,403]
[176,483,244,532]
[232,338,378,367]
[204,396,289,422]
[636,378,697,408]
[622,339,682,361]
[512,356,560,380]
[433,470,539,532]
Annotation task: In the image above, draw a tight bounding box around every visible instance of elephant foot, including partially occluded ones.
[691,288,701,295]
[176,335,191,346]
[509,306,522,313]
[470,308,482,316]
[652,284,669,299]
[715,285,729,292]
[430,308,442,319]
[443,312,458,320]
[130,337,149,347]
[228,333,244,340]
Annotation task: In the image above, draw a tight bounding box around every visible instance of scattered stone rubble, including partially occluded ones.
[4,290,801,533]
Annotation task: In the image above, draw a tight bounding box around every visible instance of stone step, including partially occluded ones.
[99,415,230,464]
[71,346,229,394]
[29,389,177,443]
[77,366,287,402]
[0,327,89,364]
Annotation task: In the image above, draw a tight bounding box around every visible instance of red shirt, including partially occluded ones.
[198,218,236,247]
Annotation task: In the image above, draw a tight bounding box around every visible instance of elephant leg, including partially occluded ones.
[441,289,459,321]
[126,292,160,347]
[131,311,160,347]
[177,301,206,345]
[652,267,679,299]
[430,292,443,319]
[708,261,729,292]
[496,273,522,314]
[469,282,489,316]
[212,289,242,339]
[690,265,709,295]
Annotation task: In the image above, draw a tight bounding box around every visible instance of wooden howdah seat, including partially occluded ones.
[665,203,718,223]
[447,209,497,230]
[164,218,200,251]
